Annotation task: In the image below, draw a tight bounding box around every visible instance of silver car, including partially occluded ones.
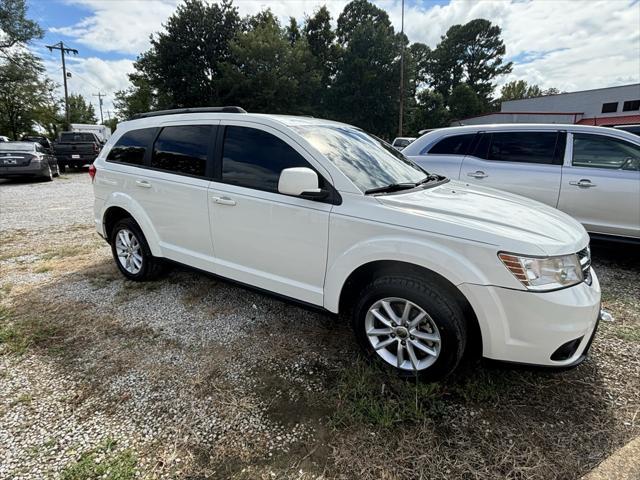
[403,124,640,241]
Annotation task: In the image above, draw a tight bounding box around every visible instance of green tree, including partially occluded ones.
[499,80,562,102]
[408,89,450,133]
[303,6,337,115]
[286,17,300,46]
[222,12,320,114]
[500,80,542,101]
[0,54,55,138]
[428,19,512,107]
[135,0,240,108]
[331,0,399,138]
[113,73,157,119]
[66,94,98,124]
[0,0,43,50]
[448,83,484,120]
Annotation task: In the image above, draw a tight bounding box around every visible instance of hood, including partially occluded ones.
[376,180,589,256]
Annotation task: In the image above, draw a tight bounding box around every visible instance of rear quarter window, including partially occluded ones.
[107,128,157,166]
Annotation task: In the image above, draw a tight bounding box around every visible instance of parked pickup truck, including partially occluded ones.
[54,131,102,171]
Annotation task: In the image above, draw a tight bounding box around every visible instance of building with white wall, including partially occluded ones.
[456,83,640,127]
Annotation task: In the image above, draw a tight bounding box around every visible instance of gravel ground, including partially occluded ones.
[0,173,638,479]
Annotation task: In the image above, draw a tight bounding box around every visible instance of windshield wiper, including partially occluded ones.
[365,182,418,195]
[365,175,444,195]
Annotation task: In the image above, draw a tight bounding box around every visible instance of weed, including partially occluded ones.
[612,325,640,342]
[34,264,53,274]
[0,305,62,355]
[11,393,33,406]
[60,438,137,480]
[330,358,444,428]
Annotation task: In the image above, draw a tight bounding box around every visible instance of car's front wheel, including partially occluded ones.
[352,275,467,381]
[110,218,164,281]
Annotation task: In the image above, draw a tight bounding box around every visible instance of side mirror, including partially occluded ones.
[278,167,328,200]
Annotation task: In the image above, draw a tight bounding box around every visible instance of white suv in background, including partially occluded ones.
[403,124,640,241]
[92,107,601,380]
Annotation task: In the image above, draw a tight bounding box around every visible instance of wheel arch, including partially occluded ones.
[336,260,483,359]
[101,198,162,256]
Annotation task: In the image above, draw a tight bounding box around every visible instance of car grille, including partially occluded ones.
[577,246,592,285]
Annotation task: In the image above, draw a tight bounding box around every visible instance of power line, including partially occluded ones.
[46,41,79,128]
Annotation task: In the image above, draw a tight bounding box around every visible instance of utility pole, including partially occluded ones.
[93,92,105,124]
[46,41,78,129]
[397,0,405,137]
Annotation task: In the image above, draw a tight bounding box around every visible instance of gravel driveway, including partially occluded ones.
[0,173,638,479]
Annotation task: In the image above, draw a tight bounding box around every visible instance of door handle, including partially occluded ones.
[135,180,152,188]
[569,179,597,188]
[211,196,236,206]
[467,171,488,179]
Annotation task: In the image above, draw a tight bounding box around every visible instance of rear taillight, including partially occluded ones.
[89,163,96,181]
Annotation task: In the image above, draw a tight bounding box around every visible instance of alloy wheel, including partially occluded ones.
[115,228,143,274]
[365,297,441,371]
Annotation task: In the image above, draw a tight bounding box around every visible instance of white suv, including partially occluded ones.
[92,107,601,380]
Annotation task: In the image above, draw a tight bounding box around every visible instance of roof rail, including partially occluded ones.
[130,106,247,120]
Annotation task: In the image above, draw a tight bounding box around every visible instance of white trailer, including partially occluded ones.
[70,124,112,143]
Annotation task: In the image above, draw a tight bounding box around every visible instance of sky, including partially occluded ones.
[26,0,640,120]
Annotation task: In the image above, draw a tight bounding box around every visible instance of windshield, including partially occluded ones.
[394,139,412,147]
[293,125,427,192]
[0,142,35,152]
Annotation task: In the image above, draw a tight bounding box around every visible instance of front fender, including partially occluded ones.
[323,235,502,313]
[100,192,162,257]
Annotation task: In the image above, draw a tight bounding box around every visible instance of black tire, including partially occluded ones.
[41,165,53,182]
[53,163,60,177]
[352,275,467,381]
[109,217,165,281]
[59,163,66,173]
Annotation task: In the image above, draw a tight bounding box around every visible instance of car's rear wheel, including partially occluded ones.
[53,163,60,177]
[352,275,467,381]
[42,165,53,182]
[110,217,164,281]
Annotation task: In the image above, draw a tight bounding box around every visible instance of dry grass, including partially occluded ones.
[1,225,638,479]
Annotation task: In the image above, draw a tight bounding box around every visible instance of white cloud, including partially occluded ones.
[42,55,135,119]
[44,0,639,103]
[51,0,179,55]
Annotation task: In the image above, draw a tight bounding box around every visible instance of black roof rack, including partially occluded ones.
[130,106,246,120]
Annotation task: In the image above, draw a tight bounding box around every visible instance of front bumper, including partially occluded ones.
[459,268,601,367]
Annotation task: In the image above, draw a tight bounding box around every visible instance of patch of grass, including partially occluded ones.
[61,438,137,480]
[33,264,53,274]
[612,325,640,342]
[330,358,445,428]
[0,282,13,299]
[446,367,516,404]
[41,245,86,261]
[11,393,33,406]
[0,305,62,355]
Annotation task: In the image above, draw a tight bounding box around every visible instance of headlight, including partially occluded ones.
[498,252,583,291]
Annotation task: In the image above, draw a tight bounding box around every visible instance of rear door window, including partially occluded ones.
[425,134,475,155]
[486,132,559,164]
[150,125,212,177]
[572,134,640,171]
[107,128,157,166]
